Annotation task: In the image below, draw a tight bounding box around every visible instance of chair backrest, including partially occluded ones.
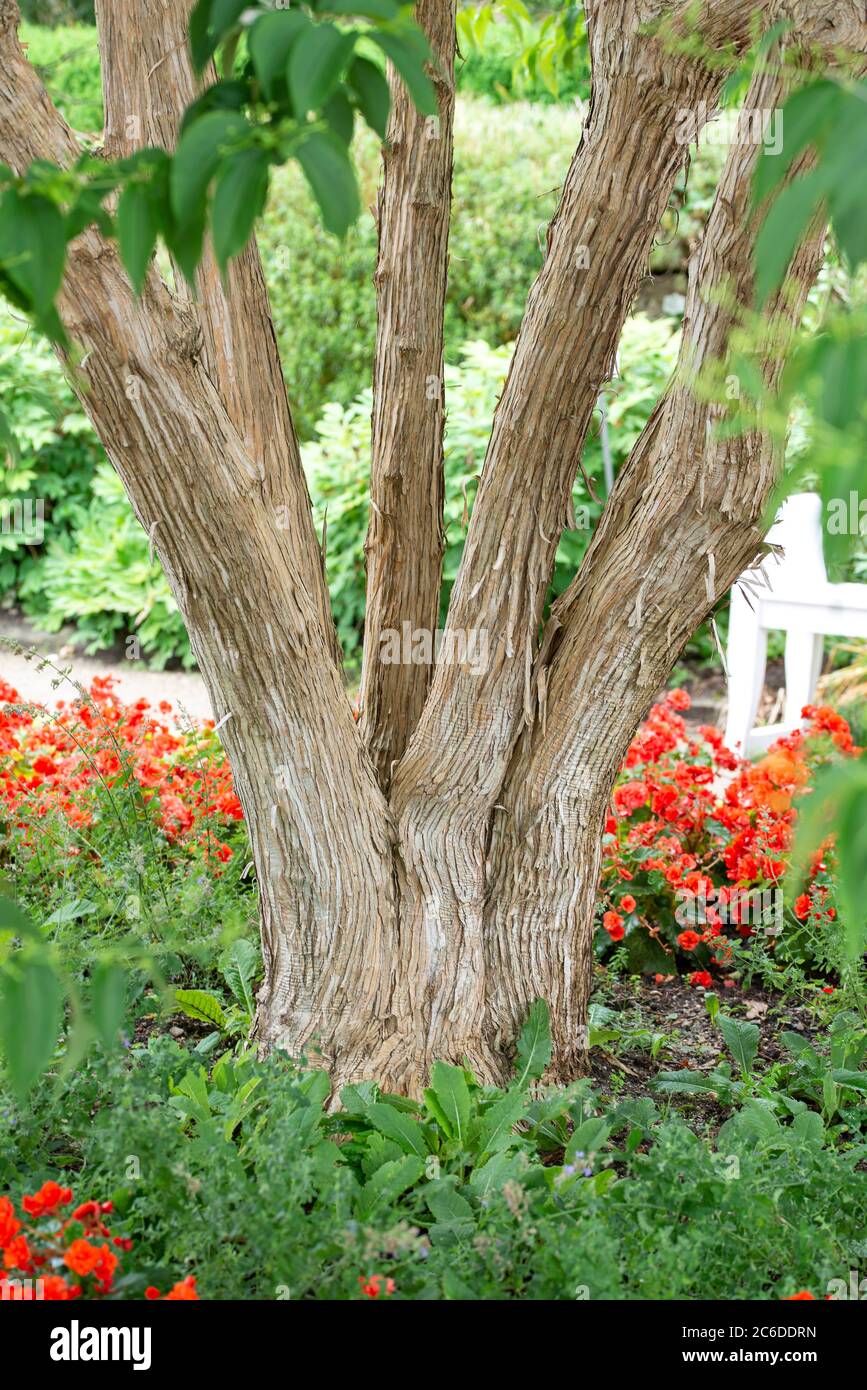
[765,492,826,594]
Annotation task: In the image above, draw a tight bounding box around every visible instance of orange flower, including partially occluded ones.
[359,1274,396,1299]
[64,1238,102,1277]
[164,1275,199,1300]
[23,1180,73,1217]
[0,1196,20,1248]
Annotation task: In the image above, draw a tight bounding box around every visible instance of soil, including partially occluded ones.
[588,966,818,1134]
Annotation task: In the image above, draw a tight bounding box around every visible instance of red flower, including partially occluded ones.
[64,1239,102,1277]
[782,1291,815,1300]
[359,1274,396,1299]
[603,911,625,941]
[0,1196,21,1247]
[688,971,713,989]
[794,893,811,921]
[2,1235,31,1271]
[620,894,636,913]
[677,930,701,952]
[22,1181,73,1217]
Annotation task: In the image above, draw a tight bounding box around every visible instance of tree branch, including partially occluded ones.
[388,0,767,1070]
[359,0,456,790]
[92,0,339,659]
[486,34,844,1069]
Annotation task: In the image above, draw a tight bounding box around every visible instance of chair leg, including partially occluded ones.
[725,590,767,755]
[783,630,824,731]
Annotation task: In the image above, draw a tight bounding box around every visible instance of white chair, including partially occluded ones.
[724,492,867,756]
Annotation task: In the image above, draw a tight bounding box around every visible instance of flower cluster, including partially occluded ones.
[0,675,242,865]
[358,1273,396,1299]
[0,1181,196,1301]
[599,689,856,986]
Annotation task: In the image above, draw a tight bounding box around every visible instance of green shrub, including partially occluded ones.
[0,318,101,600]
[19,21,103,131]
[19,460,192,666]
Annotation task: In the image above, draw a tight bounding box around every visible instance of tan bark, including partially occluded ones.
[93,0,339,662]
[359,0,456,791]
[485,57,831,1075]
[3,0,864,1096]
[0,0,397,1083]
[389,0,766,1077]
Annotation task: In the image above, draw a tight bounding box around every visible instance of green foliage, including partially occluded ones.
[0,316,101,597]
[1,4,438,347]
[19,460,193,667]
[456,2,589,104]
[18,21,103,131]
[2,1009,866,1299]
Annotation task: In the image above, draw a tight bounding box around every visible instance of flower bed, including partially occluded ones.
[600,689,855,984]
[0,1182,195,1301]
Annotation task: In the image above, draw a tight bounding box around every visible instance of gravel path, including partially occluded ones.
[0,612,213,720]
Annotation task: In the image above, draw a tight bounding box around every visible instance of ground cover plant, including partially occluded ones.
[2,673,866,1300]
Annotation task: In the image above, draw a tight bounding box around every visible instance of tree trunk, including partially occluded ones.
[2,0,863,1095]
[360,0,456,791]
[388,0,762,1078]
[485,56,829,1076]
[1,0,401,1085]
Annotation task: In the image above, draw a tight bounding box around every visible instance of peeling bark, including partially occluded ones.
[359,0,456,791]
[390,0,763,1076]
[486,57,829,1076]
[1,0,864,1095]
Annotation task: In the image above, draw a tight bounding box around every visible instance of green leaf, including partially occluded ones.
[467,1150,523,1197]
[323,90,355,146]
[718,1014,760,1080]
[349,55,391,139]
[565,1116,610,1162]
[170,109,250,229]
[219,937,259,1015]
[752,80,841,206]
[513,998,552,1087]
[430,1059,472,1144]
[249,10,310,100]
[365,1101,429,1156]
[372,27,437,116]
[288,21,356,116]
[425,1181,473,1224]
[0,896,42,944]
[755,166,829,305]
[356,1155,424,1216]
[294,130,360,235]
[325,0,399,18]
[188,0,215,71]
[91,962,127,1049]
[0,958,63,1098]
[212,147,270,270]
[174,988,227,1029]
[0,189,66,317]
[189,0,247,71]
[477,1088,526,1154]
[117,182,160,296]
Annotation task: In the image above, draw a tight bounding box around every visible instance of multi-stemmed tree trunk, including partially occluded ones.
[1,0,864,1092]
